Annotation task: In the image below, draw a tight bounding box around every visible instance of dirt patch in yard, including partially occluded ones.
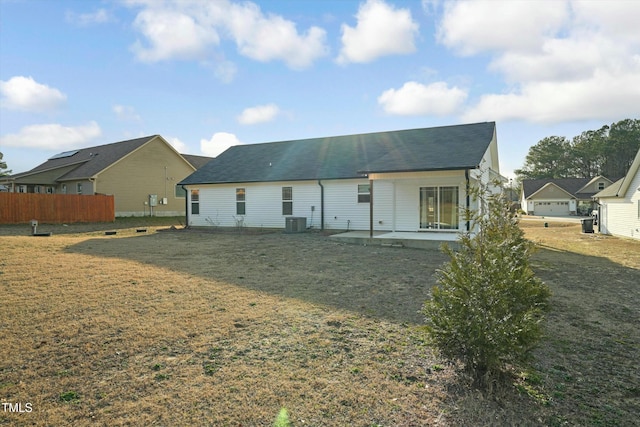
[1,219,638,425]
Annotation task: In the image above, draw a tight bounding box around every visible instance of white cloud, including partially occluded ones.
[437,0,569,55]
[237,103,280,125]
[488,35,614,84]
[167,136,187,153]
[131,8,220,62]
[0,121,102,149]
[0,76,67,112]
[127,1,328,69]
[200,132,242,157]
[227,2,328,69]
[113,104,142,122]
[571,0,640,44]
[378,81,467,116]
[463,67,640,123]
[337,0,419,64]
[437,0,640,123]
[66,8,113,26]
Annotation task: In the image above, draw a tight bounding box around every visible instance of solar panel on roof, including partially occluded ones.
[48,150,79,160]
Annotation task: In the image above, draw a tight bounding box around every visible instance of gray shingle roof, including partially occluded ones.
[180,122,496,185]
[522,178,592,199]
[181,154,214,169]
[11,136,156,181]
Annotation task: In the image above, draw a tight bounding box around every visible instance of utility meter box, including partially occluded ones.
[149,194,158,207]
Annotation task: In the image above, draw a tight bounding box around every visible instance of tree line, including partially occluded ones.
[516,118,639,181]
[0,152,11,177]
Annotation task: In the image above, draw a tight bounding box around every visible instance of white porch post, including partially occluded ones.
[392,180,396,232]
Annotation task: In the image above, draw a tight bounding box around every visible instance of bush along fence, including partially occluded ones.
[0,193,115,224]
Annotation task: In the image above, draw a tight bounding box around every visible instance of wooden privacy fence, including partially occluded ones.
[0,193,114,224]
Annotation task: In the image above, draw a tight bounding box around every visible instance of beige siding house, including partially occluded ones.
[1,135,211,217]
[521,176,613,216]
[594,149,640,239]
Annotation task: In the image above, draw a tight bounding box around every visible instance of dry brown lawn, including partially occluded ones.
[1,218,638,426]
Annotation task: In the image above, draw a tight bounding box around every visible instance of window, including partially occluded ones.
[282,187,292,215]
[236,188,246,215]
[76,183,83,194]
[191,189,200,215]
[61,184,67,194]
[46,187,54,194]
[18,185,26,193]
[598,182,606,190]
[175,185,186,198]
[358,184,370,203]
[420,186,460,230]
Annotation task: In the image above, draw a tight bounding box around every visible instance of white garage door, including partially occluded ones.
[534,201,570,216]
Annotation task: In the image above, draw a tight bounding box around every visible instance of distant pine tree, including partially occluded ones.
[0,152,11,177]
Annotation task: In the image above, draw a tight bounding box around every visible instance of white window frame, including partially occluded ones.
[282,187,292,215]
[191,189,200,215]
[236,188,246,215]
[357,184,370,203]
[419,186,460,230]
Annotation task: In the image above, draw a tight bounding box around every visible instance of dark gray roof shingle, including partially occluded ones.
[11,136,156,181]
[180,122,496,185]
[522,177,611,199]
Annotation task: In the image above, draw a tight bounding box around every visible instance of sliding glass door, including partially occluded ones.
[419,186,459,230]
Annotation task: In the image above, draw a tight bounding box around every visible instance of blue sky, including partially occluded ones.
[1,0,639,179]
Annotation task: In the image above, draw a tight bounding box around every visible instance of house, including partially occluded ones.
[179,122,501,237]
[594,148,640,239]
[520,176,614,216]
[0,135,211,217]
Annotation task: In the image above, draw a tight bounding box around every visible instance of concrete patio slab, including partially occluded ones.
[329,230,459,250]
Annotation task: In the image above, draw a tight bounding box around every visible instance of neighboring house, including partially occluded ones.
[521,176,614,216]
[179,122,502,237]
[0,135,211,217]
[594,148,640,239]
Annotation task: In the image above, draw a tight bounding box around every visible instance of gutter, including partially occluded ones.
[317,180,324,230]
[465,169,470,232]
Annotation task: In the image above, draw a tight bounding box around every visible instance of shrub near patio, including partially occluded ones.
[423,183,551,389]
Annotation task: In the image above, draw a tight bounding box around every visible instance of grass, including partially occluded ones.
[0,218,638,425]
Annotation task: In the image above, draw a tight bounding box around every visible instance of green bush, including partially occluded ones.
[423,180,550,388]
[274,407,291,427]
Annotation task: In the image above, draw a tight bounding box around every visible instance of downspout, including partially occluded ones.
[317,180,324,231]
[182,185,189,228]
[465,169,470,232]
[369,178,374,239]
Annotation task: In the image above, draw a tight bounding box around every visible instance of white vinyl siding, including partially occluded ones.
[598,170,640,239]
[186,172,471,233]
[323,179,372,230]
[391,173,466,232]
[190,182,320,229]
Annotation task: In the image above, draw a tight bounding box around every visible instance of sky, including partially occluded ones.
[1,0,639,179]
